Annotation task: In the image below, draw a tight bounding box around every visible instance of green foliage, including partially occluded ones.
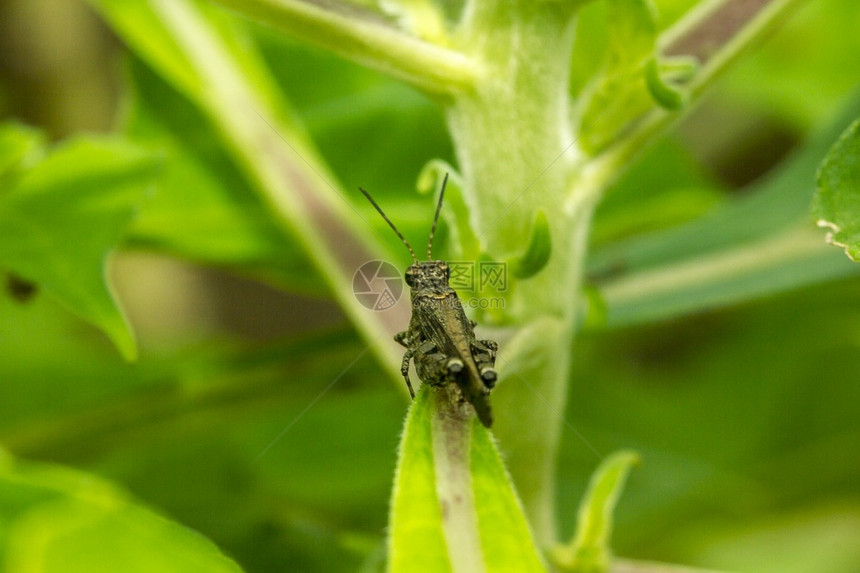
[1,0,858,572]
[0,449,242,572]
[389,386,545,572]
[122,58,319,292]
[552,452,639,573]
[813,118,860,261]
[576,0,686,153]
[0,132,159,359]
[589,94,860,327]
[388,388,456,573]
[471,422,546,572]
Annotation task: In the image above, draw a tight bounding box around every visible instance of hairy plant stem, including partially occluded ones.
[445,1,588,545]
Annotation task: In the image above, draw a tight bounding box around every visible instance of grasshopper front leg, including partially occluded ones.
[472,339,498,365]
[394,331,409,348]
[400,348,416,398]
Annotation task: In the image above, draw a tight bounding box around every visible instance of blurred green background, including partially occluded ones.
[1,0,859,572]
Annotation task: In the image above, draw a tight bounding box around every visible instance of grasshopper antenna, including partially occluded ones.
[427,172,449,260]
[359,187,419,264]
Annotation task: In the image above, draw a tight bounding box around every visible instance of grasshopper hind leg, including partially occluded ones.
[477,339,498,361]
[472,339,499,389]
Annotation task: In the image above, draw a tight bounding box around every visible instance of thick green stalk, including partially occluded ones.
[445,1,588,545]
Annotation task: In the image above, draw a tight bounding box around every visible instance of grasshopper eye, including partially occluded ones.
[405,268,415,287]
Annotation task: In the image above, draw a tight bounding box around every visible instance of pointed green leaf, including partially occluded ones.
[552,451,639,573]
[510,210,552,279]
[644,57,685,110]
[0,136,159,359]
[813,118,860,261]
[0,449,243,572]
[388,386,545,572]
[471,420,546,572]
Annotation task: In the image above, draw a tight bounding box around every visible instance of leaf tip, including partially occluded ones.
[645,58,686,110]
[510,210,552,279]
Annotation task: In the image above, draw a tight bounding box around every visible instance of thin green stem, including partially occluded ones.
[599,226,834,327]
[207,0,477,95]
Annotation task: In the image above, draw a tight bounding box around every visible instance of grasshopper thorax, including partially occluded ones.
[405,260,450,290]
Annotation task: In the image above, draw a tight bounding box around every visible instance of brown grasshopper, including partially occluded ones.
[359,174,498,427]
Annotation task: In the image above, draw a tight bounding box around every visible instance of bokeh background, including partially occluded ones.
[1,1,859,572]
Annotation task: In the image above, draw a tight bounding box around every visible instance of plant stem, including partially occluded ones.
[599,226,835,327]
[136,0,410,380]
[207,0,477,95]
[445,1,588,545]
[442,0,808,547]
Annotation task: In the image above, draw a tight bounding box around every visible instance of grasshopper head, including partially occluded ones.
[405,260,450,290]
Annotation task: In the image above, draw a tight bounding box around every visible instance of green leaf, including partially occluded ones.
[813,118,860,261]
[388,388,451,573]
[86,0,203,101]
[388,386,545,573]
[0,294,397,571]
[644,57,686,110]
[92,0,411,364]
[551,451,639,573]
[0,449,243,572]
[0,136,159,359]
[565,278,860,573]
[719,0,860,131]
[576,0,683,153]
[471,418,547,572]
